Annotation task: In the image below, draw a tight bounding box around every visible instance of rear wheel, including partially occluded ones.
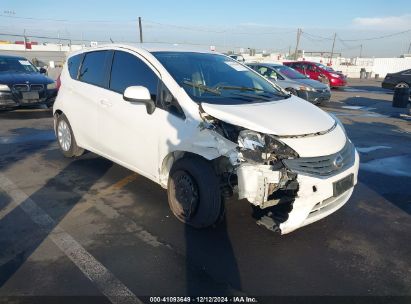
[56,114,84,158]
[167,156,223,228]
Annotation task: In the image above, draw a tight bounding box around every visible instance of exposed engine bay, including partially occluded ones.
[199,107,300,230]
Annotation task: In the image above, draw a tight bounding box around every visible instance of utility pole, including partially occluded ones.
[329,32,337,65]
[138,17,143,43]
[294,28,301,60]
[359,44,363,58]
[408,42,411,54]
[288,45,291,58]
[23,29,27,51]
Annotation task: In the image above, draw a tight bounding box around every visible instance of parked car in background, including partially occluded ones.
[228,54,245,62]
[382,69,411,90]
[0,55,57,110]
[53,45,359,234]
[284,61,347,88]
[248,63,331,105]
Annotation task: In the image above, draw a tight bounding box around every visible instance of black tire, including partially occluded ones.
[56,113,84,158]
[167,156,223,228]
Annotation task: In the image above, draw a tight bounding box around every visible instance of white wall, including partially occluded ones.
[250,54,411,78]
[0,44,25,51]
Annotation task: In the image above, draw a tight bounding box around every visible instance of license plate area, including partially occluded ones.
[22,91,39,101]
[333,174,354,197]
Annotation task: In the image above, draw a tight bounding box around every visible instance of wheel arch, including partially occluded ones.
[159,150,221,188]
[53,109,63,134]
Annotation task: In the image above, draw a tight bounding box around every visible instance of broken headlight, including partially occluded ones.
[238,130,298,163]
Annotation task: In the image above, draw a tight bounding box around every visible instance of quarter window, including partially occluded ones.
[67,54,83,79]
[78,51,111,87]
[109,51,158,100]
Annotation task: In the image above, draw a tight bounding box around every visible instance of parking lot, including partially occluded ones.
[0,79,410,302]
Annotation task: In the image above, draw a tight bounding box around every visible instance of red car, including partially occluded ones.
[284,61,347,87]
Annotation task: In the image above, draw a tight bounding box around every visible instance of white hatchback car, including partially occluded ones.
[54,44,359,234]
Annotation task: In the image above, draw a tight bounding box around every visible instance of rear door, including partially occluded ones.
[66,50,112,150]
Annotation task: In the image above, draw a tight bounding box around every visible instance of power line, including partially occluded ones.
[0,13,136,23]
[144,19,296,35]
[301,31,334,41]
[339,29,411,41]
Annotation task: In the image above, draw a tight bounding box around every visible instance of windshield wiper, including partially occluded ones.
[216,85,288,98]
[215,85,265,93]
[183,81,221,95]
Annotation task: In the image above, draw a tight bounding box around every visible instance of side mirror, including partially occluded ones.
[123,86,156,114]
[39,67,47,74]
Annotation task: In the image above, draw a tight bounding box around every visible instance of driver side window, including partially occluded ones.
[109,51,158,101]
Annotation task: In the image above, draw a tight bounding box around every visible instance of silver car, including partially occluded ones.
[248,63,331,105]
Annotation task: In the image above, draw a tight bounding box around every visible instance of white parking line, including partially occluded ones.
[0,173,143,304]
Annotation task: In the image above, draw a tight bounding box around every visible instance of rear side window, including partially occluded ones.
[109,51,158,100]
[67,54,82,79]
[79,51,111,87]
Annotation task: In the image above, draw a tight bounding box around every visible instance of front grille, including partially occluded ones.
[283,140,355,177]
[316,88,329,93]
[30,84,44,91]
[13,84,30,92]
[13,84,44,92]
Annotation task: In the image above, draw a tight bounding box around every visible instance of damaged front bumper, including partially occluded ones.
[236,141,360,234]
[279,150,359,234]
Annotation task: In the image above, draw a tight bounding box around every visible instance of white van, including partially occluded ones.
[53,44,359,234]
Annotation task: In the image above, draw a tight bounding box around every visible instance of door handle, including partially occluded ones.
[99,99,112,107]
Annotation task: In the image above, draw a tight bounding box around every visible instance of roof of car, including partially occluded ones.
[68,43,219,57]
[247,62,283,67]
[285,61,315,64]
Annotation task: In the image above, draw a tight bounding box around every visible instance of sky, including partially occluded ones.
[0,0,410,57]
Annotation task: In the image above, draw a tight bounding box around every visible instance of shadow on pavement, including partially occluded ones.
[0,108,52,120]
[343,119,411,215]
[0,157,112,287]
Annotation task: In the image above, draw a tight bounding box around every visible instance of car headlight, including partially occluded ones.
[238,130,265,150]
[330,73,340,78]
[0,84,10,91]
[47,82,57,90]
[238,130,298,163]
[299,86,316,92]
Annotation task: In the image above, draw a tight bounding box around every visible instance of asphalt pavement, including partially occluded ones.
[0,79,410,303]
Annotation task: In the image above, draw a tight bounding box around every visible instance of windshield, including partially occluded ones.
[314,63,334,72]
[0,57,38,73]
[152,52,288,105]
[272,65,307,79]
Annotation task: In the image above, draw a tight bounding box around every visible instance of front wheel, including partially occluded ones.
[56,114,84,158]
[167,156,223,228]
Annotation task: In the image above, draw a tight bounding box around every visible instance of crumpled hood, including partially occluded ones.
[201,96,336,136]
